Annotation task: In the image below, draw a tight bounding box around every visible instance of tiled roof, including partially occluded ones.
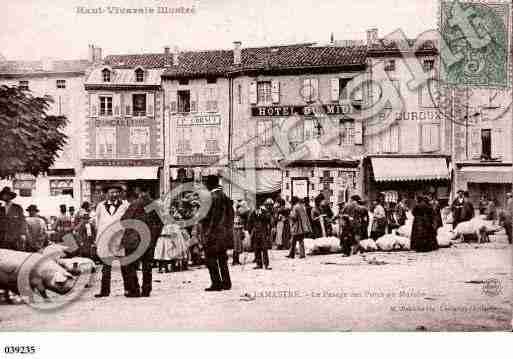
[0,59,91,75]
[103,53,171,68]
[85,67,163,86]
[367,38,438,54]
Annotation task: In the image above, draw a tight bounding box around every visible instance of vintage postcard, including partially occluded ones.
[0,0,512,343]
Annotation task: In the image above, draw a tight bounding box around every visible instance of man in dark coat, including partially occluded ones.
[200,174,233,291]
[0,187,27,303]
[120,182,163,297]
[0,187,27,251]
[451,190,466,228]
[461,191,475,222]
[342,195,366,241]
[247,204,272,270]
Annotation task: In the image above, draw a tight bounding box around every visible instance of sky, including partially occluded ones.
[1,0,438,61]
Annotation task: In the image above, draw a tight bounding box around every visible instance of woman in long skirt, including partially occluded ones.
[411,196,439,252]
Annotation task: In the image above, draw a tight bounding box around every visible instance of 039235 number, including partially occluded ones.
[4,345,37,354]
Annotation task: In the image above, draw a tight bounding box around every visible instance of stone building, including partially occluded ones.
[361,30,450,206]
[81,49,166,202]
[229,42,368,206]
[0,50,94,206]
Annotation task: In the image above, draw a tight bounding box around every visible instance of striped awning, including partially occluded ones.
[371,157,449,182]
[460,166,512,184]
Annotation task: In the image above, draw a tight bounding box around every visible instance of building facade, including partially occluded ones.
[0,53,93,206]
[229,43,368,206]
[81,51,165,202]
[451,86,512,210]
[362,31,450,206]
[161,49,232,193]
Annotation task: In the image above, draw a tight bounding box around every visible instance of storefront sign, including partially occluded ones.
[177,154,220,166]
[177,114,221,127]
[95,118,152,127]
[393,111,442,122]
[252,104,353,117]
[82,159,164,167]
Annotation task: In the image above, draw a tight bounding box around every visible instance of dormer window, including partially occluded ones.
[102,68,111,82]
[135,68,144,82]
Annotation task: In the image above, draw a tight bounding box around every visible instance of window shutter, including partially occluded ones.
[249,81,257,105]
[470,128,481,158]
[170,91,178,114]
[190,95,197,113]
[113,93,121,116]
[354,120,363,145]
[90,94,98,117]
[124,93,132,117]
[330,78,339,102]
[311,78,319,101]
[390,125,399,153]
[147,92,154,116]
[430,124,440,151]
[382,129,390,153]
[492,128,504,158]
[271,80,280,104]
[421,124,439,152]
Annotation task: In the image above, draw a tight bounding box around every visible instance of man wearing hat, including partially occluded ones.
[451,190,466,229]
[94,182,130,298]
[342,194,366,241]
[200,174,233,291]
[25,205,47,252]
[0,186,27,252]
[120,180,163,298]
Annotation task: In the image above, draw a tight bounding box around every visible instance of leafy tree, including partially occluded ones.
[0,85,68,178]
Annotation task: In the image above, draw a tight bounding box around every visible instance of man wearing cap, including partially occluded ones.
[94,183,130,298]
[120,181,163,298]
[200,174,233,291]
[25,205,47,252]
[0,186,27,252]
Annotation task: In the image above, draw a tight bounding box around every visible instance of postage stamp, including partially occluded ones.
[440,1,511,87]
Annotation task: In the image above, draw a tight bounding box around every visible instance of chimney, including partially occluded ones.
[172,46,179,66]
[88,44,95,62]
[366,28,378,47]
[164,46,170,55]
[330,32,334,45]
[93,47,102,62]
[233,41,241,65]
[41,57,54,71]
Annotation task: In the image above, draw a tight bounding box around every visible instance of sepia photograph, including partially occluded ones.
[0,0,512,355]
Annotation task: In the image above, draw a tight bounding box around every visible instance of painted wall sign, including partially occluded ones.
[251,104,354,117]
[82,159,164,167]
[177,154,220,166]
[95,118,152,127]
[177,114,221,127]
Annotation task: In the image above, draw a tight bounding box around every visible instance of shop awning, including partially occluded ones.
[229,169,282,195]
[371,157,449,182]
[81,166,159,180]
[460,166,512,184]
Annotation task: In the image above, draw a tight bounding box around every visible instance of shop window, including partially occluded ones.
[135,68,144,82]
[56,79,66,89]
[178,90,190,113]
[18,80,29,91]
[257,120,273,146]
[99,96,113,116]
[257,81,272,104]
[178,79,189,85]
[102,68,111,82]
[132,94,147,116]
[50,179,74,196]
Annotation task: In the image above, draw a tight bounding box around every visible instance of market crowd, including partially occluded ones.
[1,180,512,302]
